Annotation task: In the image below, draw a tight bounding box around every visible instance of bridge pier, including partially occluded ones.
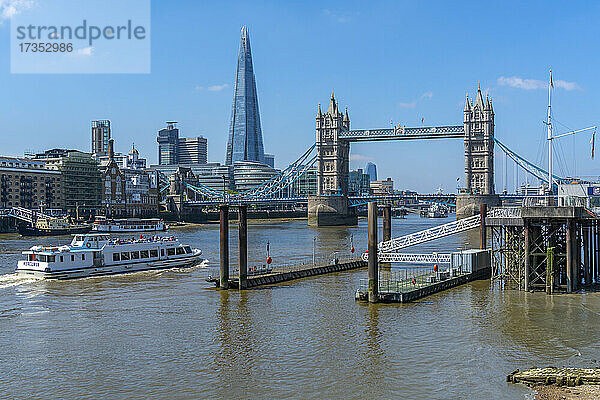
[456,194,501,219]
[308,195,357,227]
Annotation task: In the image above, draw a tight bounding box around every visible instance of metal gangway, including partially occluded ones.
[363,207,521,261]
[0,207,54,225]
[377,253,451,264]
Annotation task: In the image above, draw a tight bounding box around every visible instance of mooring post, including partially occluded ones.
[383,204,391,242]
[382,204,392,269]
[566,219,573,293]
[480,203,487,249]
[220,204,229,290]
[238,205,248,290]
[368,201,378,303]
[524,222,530,291]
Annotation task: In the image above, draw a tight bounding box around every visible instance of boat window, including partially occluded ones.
[167,248,175,256]
[140,250,149,258]
[150,249,158,258]
[28,254,36,261]
[131,251,140,260]
[160,249,165,257]
[113,253,120,262]
[60,256,63,262]
[75,235,83,241]
[81,254,85,261]
[47,255,55,263]
[176,247,185,255]
[71,255,75,262]
[184,246,192,254]
[121,252,130,260]
[39,255,47,262]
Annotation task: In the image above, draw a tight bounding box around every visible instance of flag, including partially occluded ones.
[421,117,424,125]
[550,69,554,88]
[591,129,596,159]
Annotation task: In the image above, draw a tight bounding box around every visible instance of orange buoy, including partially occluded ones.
[434,263,438,272]
[266,256,272,264]
[350,247,355,253]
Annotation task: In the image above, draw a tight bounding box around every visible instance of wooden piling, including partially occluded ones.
[566,219,574,293]
[220,204,229,290]
[584,224,591,285]
[524,222,530,291]
[480,204,487,250]
[368,202,378,303]
[382,204,391,269]
[238,205,248,290]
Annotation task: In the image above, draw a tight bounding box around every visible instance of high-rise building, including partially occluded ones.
[178,137,207,164]
[349,168,371,196]
[264,154,274,168]
[91,120,111,156]
[365,162,377,182]
[157,122,179,165]
[226,26,265,165]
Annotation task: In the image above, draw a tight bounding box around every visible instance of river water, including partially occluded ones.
[1,215,600,399]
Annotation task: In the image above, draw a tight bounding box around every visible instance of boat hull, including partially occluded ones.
[18,224,92,237]
[16,253,204,280]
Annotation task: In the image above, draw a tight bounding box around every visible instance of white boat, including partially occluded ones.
[423,204,449,218]
[16,233,203,279]
[92,217,166,232]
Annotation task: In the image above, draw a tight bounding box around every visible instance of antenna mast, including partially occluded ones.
[547,69,553,205]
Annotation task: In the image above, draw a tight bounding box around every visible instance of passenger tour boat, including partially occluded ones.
[92,216,166,232]
[16,233,203,279]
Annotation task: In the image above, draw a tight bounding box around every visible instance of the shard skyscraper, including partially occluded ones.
[225,26,265,165]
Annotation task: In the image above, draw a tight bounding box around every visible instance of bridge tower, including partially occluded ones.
[308,93,357,226]
[457,85,501,218]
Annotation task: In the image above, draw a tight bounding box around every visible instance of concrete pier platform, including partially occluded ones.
[207,258,366,289]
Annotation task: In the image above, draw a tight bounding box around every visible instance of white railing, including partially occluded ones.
[377,253,451,264]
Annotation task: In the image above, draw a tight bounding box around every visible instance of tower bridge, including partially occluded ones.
[171,84,562,226]
[309,86,498,226]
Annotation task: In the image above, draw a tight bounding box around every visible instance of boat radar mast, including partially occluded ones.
[545,68,597,205]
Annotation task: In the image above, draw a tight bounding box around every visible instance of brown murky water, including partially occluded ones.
[1,215,599,399]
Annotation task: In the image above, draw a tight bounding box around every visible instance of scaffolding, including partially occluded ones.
[489,206,599,294]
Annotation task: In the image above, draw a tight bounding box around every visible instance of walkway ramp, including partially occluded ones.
[363,208,517,260]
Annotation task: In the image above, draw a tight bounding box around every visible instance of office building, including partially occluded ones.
[349,168,371,196]
[157,122,179,165]
[226,26,266,165]
[264,154,275,168]
[370,178,394,196]
[178,137,207,164]
[0,156,63,209]
[91,120,111,156]
[365,162,377,182]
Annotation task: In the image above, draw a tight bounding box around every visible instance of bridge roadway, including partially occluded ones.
[338,125,465,142]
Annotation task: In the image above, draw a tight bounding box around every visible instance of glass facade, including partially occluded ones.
[157,123,179,165]
[226,26,265,165]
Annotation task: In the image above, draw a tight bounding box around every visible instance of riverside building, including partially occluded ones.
[0,157,63,210]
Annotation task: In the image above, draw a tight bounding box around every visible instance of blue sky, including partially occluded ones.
[1,0,599,193]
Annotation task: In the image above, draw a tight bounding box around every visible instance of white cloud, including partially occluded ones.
[350,154,372,162]
[196,84,229,92]
[207,84,228,91]
[76,46,93,56]
[497,76,581,91]
[398,91,434,108]
[0,0,34,21]
[322,9,356,23]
